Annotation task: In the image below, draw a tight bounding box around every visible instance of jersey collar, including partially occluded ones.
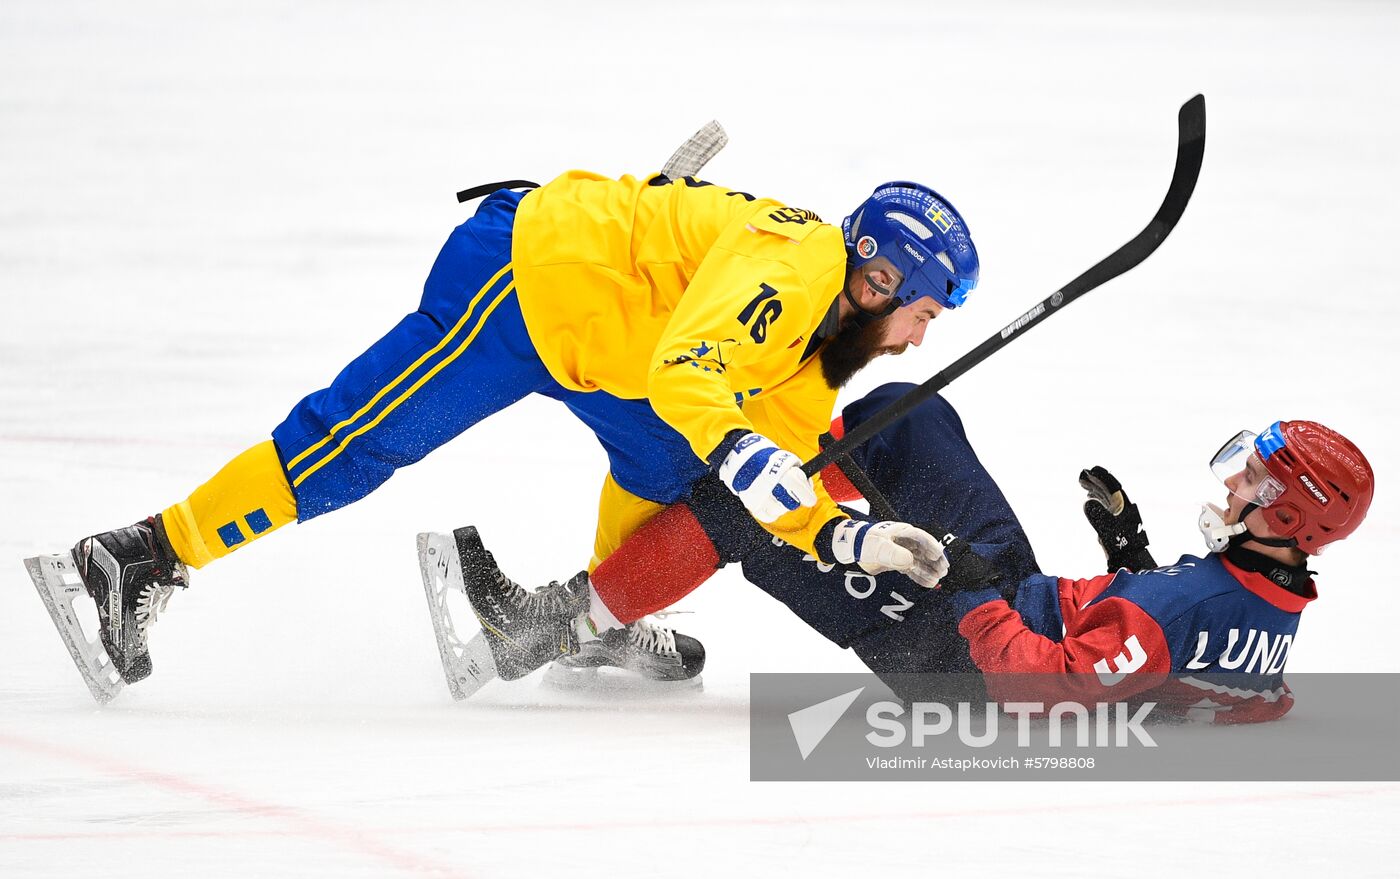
[1220,556,1317,613]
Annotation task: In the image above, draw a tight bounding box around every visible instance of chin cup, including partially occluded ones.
[1198,503,1246,554]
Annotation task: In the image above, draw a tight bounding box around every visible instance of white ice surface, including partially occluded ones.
[3,1,1399,875]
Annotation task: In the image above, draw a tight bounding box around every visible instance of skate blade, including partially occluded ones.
[541,662,704,696]
[417,532,498,700]
[23,553,124,704]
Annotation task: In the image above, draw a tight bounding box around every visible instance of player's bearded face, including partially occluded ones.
[819,311,904,388]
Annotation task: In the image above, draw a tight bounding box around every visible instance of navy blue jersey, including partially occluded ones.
[954,553,1312,722]
[703,382,1315,721]
[702,383,1040,670]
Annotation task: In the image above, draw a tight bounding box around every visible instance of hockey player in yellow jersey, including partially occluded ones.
[26,160,981,700]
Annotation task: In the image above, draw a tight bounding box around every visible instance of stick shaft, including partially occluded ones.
[803,95,1206,478]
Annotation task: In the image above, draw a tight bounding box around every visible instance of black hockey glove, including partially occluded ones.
[1079,466,1157,572]
[934,537,1002,594]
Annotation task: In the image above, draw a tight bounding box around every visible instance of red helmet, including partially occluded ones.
[1253,420,1374,553]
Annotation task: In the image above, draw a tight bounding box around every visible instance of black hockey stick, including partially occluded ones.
[803,94,1206,480]
[819,432,901,520]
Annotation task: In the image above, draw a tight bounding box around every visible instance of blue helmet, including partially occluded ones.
[841,182,979,309]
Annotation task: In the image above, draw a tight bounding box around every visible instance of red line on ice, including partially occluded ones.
[0,731,473,878]
[0,770,1392,842]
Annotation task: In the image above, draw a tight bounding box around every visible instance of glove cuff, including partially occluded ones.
[938,537,1002,594]
[813,516,846,565]
[707,429,752,471]
[1107,544,1158,573]
[1084,496,1155,573]
[830,518,872,566]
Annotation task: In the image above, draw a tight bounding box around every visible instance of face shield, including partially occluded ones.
[1209,430,1288,509]
[862,257,976,311]
[860,257,905,301]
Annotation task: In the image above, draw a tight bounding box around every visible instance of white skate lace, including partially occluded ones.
[133,581,178,648]
[523,584,574,616]
[628,617,679,657]
[502,573,577,619]
[479,543,575,619]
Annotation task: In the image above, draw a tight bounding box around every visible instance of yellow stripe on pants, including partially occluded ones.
[285,262,514,474]
[292,284,517,488]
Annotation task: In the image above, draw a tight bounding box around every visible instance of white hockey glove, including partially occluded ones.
[717,432,818,524]
[831,519,950,589]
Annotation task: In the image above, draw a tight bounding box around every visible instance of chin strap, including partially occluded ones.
[1199,502,1299,554]
[840,283,898,330]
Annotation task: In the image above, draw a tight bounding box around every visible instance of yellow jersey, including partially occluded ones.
[512,170,849,555]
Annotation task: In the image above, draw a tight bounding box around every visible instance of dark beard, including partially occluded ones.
[818,312,899,388]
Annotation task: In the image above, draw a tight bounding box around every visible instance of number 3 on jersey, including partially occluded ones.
[738,283,783,344]
[1093,635,1148,686]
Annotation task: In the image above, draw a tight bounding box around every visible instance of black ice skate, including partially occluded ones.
[71,517,188,684]
[549,617,706,688]
[25,515,188,702]
[455,526,589,681]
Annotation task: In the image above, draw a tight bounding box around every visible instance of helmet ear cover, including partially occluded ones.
[1262,500,1303,536]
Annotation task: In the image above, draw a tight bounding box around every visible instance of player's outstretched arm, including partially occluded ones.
[1079,466,1157,572]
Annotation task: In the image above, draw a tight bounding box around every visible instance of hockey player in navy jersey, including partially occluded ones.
[482,383,1372,721]
[932,414,1374,721]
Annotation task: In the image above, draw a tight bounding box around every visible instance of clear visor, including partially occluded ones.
[863,259,975,310]
[1209,430,1287,508]
[862,258,905,299]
